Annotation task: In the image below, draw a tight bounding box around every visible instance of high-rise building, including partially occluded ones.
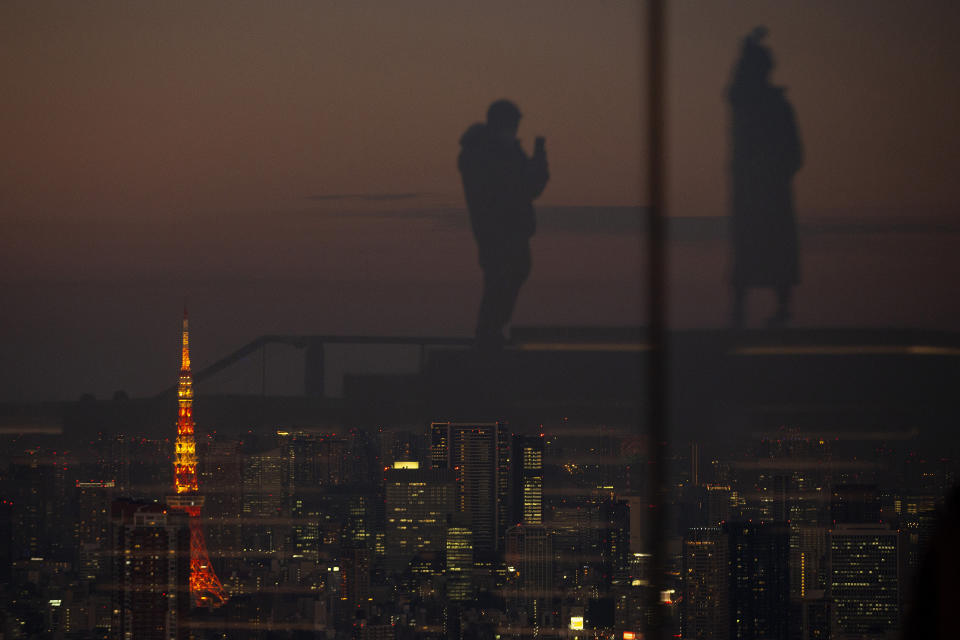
[199,440,243,576]
[380,428,425,469]
[0,500,11,583]
[681,527,729,640]
[897,492,938,591]
[690,441,701,487]
[829,523,899,638]
[600,498,631,585]
[73,480,115,580]
[384,465,455,571]
[505,524,553,628]
[510,434,544,526]
[74,480,116,547]
[446,526,474,601]
[430,422,508,556]
[430,421,450,470]
[726,521,790,640]
[704,483,732,526]
[241,446,284,555]
[791,525,828,598]
[792,590,832,640]
[278,429,350,489]
[111,499,190,640]
[241,447,284,519]
[10,450,47,560]
[340,546,372,624]
[831,485,881,524]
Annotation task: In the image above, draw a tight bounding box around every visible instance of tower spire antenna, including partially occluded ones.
[180,305,191,374]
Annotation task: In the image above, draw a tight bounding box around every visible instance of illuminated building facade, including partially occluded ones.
[73,480,115,580]
[829,523,899,637]
[384,465,455,571]
[727,521,790,640]
[681,527,729,640]
[599,498,630,585]
[430,422,450,470]
[430,422,509,556]
[240,447,284,554]
[199,441,243,576]
[510,434,544,526]
[111,499,190,640]
[165,311,227,607]
[446,526,474,601]
[505,524,552,628]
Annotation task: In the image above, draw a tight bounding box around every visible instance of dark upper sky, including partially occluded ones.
[1,2,959,401]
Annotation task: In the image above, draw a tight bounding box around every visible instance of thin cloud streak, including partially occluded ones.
[305,192,427,202]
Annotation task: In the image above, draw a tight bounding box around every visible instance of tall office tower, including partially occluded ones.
[380,429,425,469]
[550,504,592,591]
[10,450,47,559]
[165,310,227,607]
[278,429,316,490]
[690,441,701,487]
[430,421,450,470]
[0,500,12,582]
[346,489,378,549]
[111,499,190,640]
[510,434,544,526]
[316,433,349,487]
[681,527,729,640]
[496,426,512,541]
[829,523,899,637]
[340,546,372,623]
[199,441,243,576]
[505,525,553,628]
[241,447,284,554]
[791,525,828,598]
[289,491,322,564]
[897,492,938,588]
[599,499,631,584]
[384,464,455,571]
[704,483,732,526]
[726,522,790,640]
[430,421,508,556]
[73,480,116,579]
[792,591,832,640]
[446,526,474,601]
[110,434,132,493]
[830,484,881,524]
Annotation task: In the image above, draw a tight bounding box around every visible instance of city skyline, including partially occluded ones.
[1,3,959,637]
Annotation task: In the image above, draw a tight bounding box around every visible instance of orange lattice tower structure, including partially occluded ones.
[166,309,228,608]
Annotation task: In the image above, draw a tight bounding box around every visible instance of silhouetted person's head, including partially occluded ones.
[734,26,773,89]
[487,99,521,142]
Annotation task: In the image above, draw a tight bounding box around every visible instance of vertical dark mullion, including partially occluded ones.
[644,1,668,638]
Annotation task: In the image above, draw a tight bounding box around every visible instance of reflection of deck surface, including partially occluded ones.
[26,327,960,444]
[350,327,960,441]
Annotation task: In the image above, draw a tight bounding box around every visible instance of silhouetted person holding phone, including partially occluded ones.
[458,100,549,348]
[728,28,803,328]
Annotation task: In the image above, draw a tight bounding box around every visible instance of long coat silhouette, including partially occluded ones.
[729,32,803,291]
[458,103,548,346]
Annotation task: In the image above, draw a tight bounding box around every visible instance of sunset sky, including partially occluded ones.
[2,1,958,400]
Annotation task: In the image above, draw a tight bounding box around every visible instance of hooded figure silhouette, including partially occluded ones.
[728,28,803,328]
[458,100,549,348]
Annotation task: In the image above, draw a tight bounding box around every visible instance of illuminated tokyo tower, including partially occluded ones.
[166,309,227,608]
